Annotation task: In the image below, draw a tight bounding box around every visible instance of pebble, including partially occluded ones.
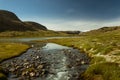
[29,72,35,77]
[10,74,18,78]
[36,56,40,59]
[37,65,44,69]
[0,43,90,80]
[9,68,15,72]
[81,61,85,64]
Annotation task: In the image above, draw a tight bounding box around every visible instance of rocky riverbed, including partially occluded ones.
[0,43,90,80]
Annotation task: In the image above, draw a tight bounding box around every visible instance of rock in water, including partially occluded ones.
[30,72,35,77]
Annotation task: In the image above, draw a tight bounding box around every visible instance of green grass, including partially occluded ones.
[47,28,120,56]
[43,27,120,80]
[0,43,29,62]
[82,62,120,80]
[0,42,29,79]
[0,30,75,37]
[90,57,106,64]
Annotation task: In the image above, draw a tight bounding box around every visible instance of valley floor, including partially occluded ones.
[0,28,120,80]
[45,29,120,80]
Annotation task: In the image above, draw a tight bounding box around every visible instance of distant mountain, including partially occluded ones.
[90,26,120,32]
[0,10,47,32]
[82,26,120,35]
[59,31,81,34]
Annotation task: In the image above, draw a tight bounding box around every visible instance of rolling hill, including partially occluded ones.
[0,10,47,32]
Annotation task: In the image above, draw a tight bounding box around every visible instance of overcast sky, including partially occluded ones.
[1,0,120,31]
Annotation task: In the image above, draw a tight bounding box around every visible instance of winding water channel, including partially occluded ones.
[0,38,90,80]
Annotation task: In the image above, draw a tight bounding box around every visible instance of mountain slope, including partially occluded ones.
[24,21,47,30]
[0,10,47,32]
[82,26,120,35]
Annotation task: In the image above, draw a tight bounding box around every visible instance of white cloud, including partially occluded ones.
[21,17,120,31]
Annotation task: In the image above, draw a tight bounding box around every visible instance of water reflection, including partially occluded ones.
[42,43,70,50]
[1,42,90,80]
[0,37,72,42]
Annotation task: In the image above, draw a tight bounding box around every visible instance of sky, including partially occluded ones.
[1,0,120,31]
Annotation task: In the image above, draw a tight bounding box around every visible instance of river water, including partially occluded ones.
[0,38,90,80]
[0,37,77,42]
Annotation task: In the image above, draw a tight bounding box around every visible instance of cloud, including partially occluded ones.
[21,17,120,31]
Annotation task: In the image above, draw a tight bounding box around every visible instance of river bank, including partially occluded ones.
[0,42,90,80]
[43,35,120,80]
[0,42,29,80]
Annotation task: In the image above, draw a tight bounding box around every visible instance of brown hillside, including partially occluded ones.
[0,10,47,32]
[81,26,120,35]
[0,10,21,21]
[24,21,47,30]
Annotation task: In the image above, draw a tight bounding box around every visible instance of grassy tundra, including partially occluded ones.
[0,30,75,38]
[0,43,29,80]
[46,27,120,80]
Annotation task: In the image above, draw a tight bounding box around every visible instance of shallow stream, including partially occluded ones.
[0,39,90,80]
